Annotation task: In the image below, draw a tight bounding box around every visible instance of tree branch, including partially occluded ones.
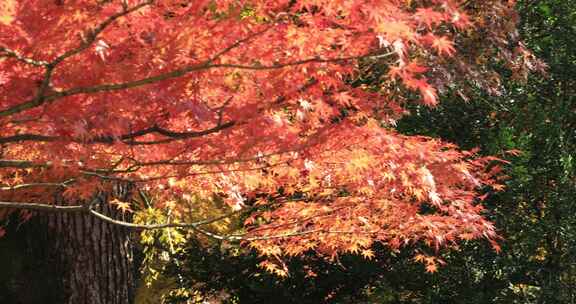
[0,121,235,145]
[50,53,377,98]
[0,200,377,242]
[0,46,49,66]
[0,50,385,119]
[239,228,379,242]
[207,52,386,71]
[131,148,300,168]
[88,204,232,240]
[0,159,51,168]
[0,134,57,144]
[83,160,290,183]
[0,201,85,212]
[51,0,153,65]
[0,0,153,118]
[87,203,377,242]
[0,179,74,191]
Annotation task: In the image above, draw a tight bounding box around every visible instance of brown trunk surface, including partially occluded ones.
[0,187,136,304]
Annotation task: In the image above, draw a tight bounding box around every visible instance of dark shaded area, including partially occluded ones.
[0,216,64,304]
[162,240,399,304]
[0,188,136,304]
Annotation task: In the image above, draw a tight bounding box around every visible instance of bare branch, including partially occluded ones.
[216,97,233,125]
[0,134,57,144]
[87,202,377,242]
[0,200,376,243]
[0,201,85,212]
[239,228,379,241]
[0,50,385,119]
[82,160,290,183]
[243,205,352,235]
[0,179,75,191]
[0,121,235,145]
[90,204,245,230]
[88,205,229,240]
[50,53,377,98]
[0,181,72,191]
[0,159,51,169]
[51,0,153,65]
[0,46,49,66]
[132,121,235,144]
[207,52,385,71]
[206,25,274,63]
[132,154,286,168]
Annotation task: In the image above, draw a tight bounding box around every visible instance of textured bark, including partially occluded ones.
[3,185,138,304]
[46,197,135,303]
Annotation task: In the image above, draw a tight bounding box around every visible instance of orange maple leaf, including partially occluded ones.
[426,263,438,273]
[111,199,133,214]
[423,34,456,57]
[414,7,445,28]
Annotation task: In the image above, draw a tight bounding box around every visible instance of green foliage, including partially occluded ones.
[386,0,576,302]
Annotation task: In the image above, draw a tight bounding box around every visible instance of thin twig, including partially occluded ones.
[0,46,49,66]
[0,201,85,212]
[0,159,51,169]
[0,179,74,191]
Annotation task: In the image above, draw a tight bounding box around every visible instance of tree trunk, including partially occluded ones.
[2,186,137,304]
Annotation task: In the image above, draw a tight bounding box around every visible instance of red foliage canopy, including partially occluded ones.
[0,0,540,271]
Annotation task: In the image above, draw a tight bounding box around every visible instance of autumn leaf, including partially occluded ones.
[419,83,439,106]
[423,34,456,57]
[346,149,373,172]
[111,198,133,214]
[490,240,502,254]
[0,0,523,280]
[361,249,375,260]
[505,149,523,156]
[425,263,438,273]
[413,7,445,28]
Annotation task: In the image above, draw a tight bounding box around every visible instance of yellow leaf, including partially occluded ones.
[346,149,373,172]
[361,249,375,260]
[111,198,133,213]
[414,254,426,262]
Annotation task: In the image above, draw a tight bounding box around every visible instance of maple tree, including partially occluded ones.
[0,0,541,302]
